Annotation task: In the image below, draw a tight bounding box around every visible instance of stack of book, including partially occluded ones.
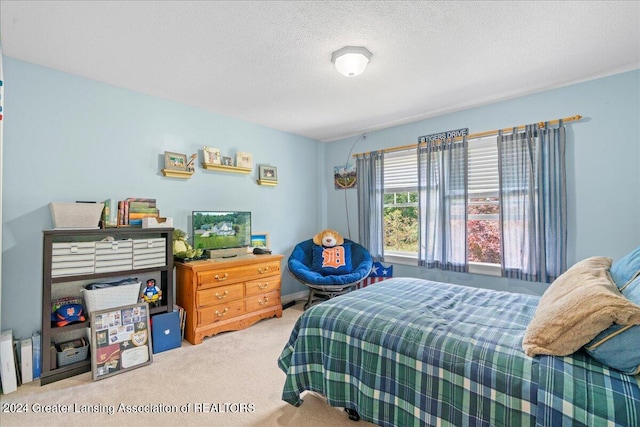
[127,198,159,227]
[175,305,187,341]
[102,198,159,228]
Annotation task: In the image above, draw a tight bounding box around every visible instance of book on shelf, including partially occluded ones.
[118,201,125,226]
[125,198,156,208]
[102,198,118,227]
[125,197,156,203]
[128,201,157,209]
[129,207,159,214]
[129,212,160,219]
[124,200,129,225]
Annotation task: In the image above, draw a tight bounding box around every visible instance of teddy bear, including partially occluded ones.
[313,229,344,248]
[311,229,352,275]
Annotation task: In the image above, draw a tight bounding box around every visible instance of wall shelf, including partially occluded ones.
[257,180,278,186]
[202,163,252,174]
[162,169,194,179]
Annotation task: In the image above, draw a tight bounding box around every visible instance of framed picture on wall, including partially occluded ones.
[258,165,278,186]
[334,163,357,189]
[164,151,188,171]
[259,165,277,181]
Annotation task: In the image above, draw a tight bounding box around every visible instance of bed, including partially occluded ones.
[277,276,640,426]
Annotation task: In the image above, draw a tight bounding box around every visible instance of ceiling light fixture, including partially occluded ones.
[331,46,372,77]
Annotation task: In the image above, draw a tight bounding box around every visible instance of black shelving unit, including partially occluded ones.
[41,227,173,385]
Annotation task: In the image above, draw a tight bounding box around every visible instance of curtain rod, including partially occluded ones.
[353,114,582,157]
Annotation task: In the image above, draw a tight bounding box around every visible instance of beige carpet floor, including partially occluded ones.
[0,302,376,427]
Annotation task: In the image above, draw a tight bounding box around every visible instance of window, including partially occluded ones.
[382,137,501,272]
[383,150,419,257]
[467,136,500,265]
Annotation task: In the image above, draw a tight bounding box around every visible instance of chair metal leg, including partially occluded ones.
[344,408,360,421]
[304,289,314,310]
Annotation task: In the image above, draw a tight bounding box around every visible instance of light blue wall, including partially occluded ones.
[1,57,320,337]
[325,70,640,296]
[2,58,639,337]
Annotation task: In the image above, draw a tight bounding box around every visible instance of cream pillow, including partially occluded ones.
[523,256,640,357]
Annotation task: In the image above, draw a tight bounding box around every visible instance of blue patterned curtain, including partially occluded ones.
[498,121,567,282]
[418,137,468,271]
[356,151,384,261]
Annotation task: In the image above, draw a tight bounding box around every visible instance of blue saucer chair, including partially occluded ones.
[288,239,373,310]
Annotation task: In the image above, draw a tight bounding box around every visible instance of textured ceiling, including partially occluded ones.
[1,1,639,142]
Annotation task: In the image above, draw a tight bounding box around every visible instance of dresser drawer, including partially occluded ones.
[197,284,243,308]
[197,261,281,289]
[245,290,280,312]
[245,278,281,297]
[198,300,244,325]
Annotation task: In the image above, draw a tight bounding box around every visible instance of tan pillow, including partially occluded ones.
[523,256,640,357]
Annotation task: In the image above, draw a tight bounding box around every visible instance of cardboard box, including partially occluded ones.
[142,217,173,228]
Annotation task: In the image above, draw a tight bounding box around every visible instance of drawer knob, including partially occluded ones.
[215,273,229,281]
[258,283,269,290]
[215,308,229,317]
[258,267,271,274]
[258,297,269,306]
[215,290,229,299]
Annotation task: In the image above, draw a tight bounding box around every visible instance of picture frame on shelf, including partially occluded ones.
[259,165,278,182]
[90,302,153,381]
[251,232,270,249]
[164,151,188,171]
[222,156,233,166]
[236,152,253,169]
[203,146,221,165]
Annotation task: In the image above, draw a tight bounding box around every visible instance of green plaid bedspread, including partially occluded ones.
[277,277,640,427]
[537,350,640,426]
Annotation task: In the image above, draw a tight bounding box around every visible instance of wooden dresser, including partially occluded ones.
[175,254,284,345]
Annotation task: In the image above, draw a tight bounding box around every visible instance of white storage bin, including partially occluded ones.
[95,240,133,273]
[50,202,104,229]
[51,242,95,277]
[82,281,142,314]
[133,238,166,269]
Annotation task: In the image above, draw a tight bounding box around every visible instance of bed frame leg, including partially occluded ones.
[344,408,360,421]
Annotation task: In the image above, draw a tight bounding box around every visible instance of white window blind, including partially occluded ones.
[384,149,417,192]
[468,136,499,197]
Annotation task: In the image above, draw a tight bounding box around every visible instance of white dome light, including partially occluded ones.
[331,46,372,77]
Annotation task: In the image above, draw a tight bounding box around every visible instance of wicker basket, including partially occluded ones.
[50,202,104,228]
[57,343,89,367]
[82,282,142,314]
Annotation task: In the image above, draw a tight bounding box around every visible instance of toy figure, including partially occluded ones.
[142,279,162,306]
[187,153,197,172]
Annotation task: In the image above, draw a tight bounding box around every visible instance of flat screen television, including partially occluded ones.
[192,211,251,257]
